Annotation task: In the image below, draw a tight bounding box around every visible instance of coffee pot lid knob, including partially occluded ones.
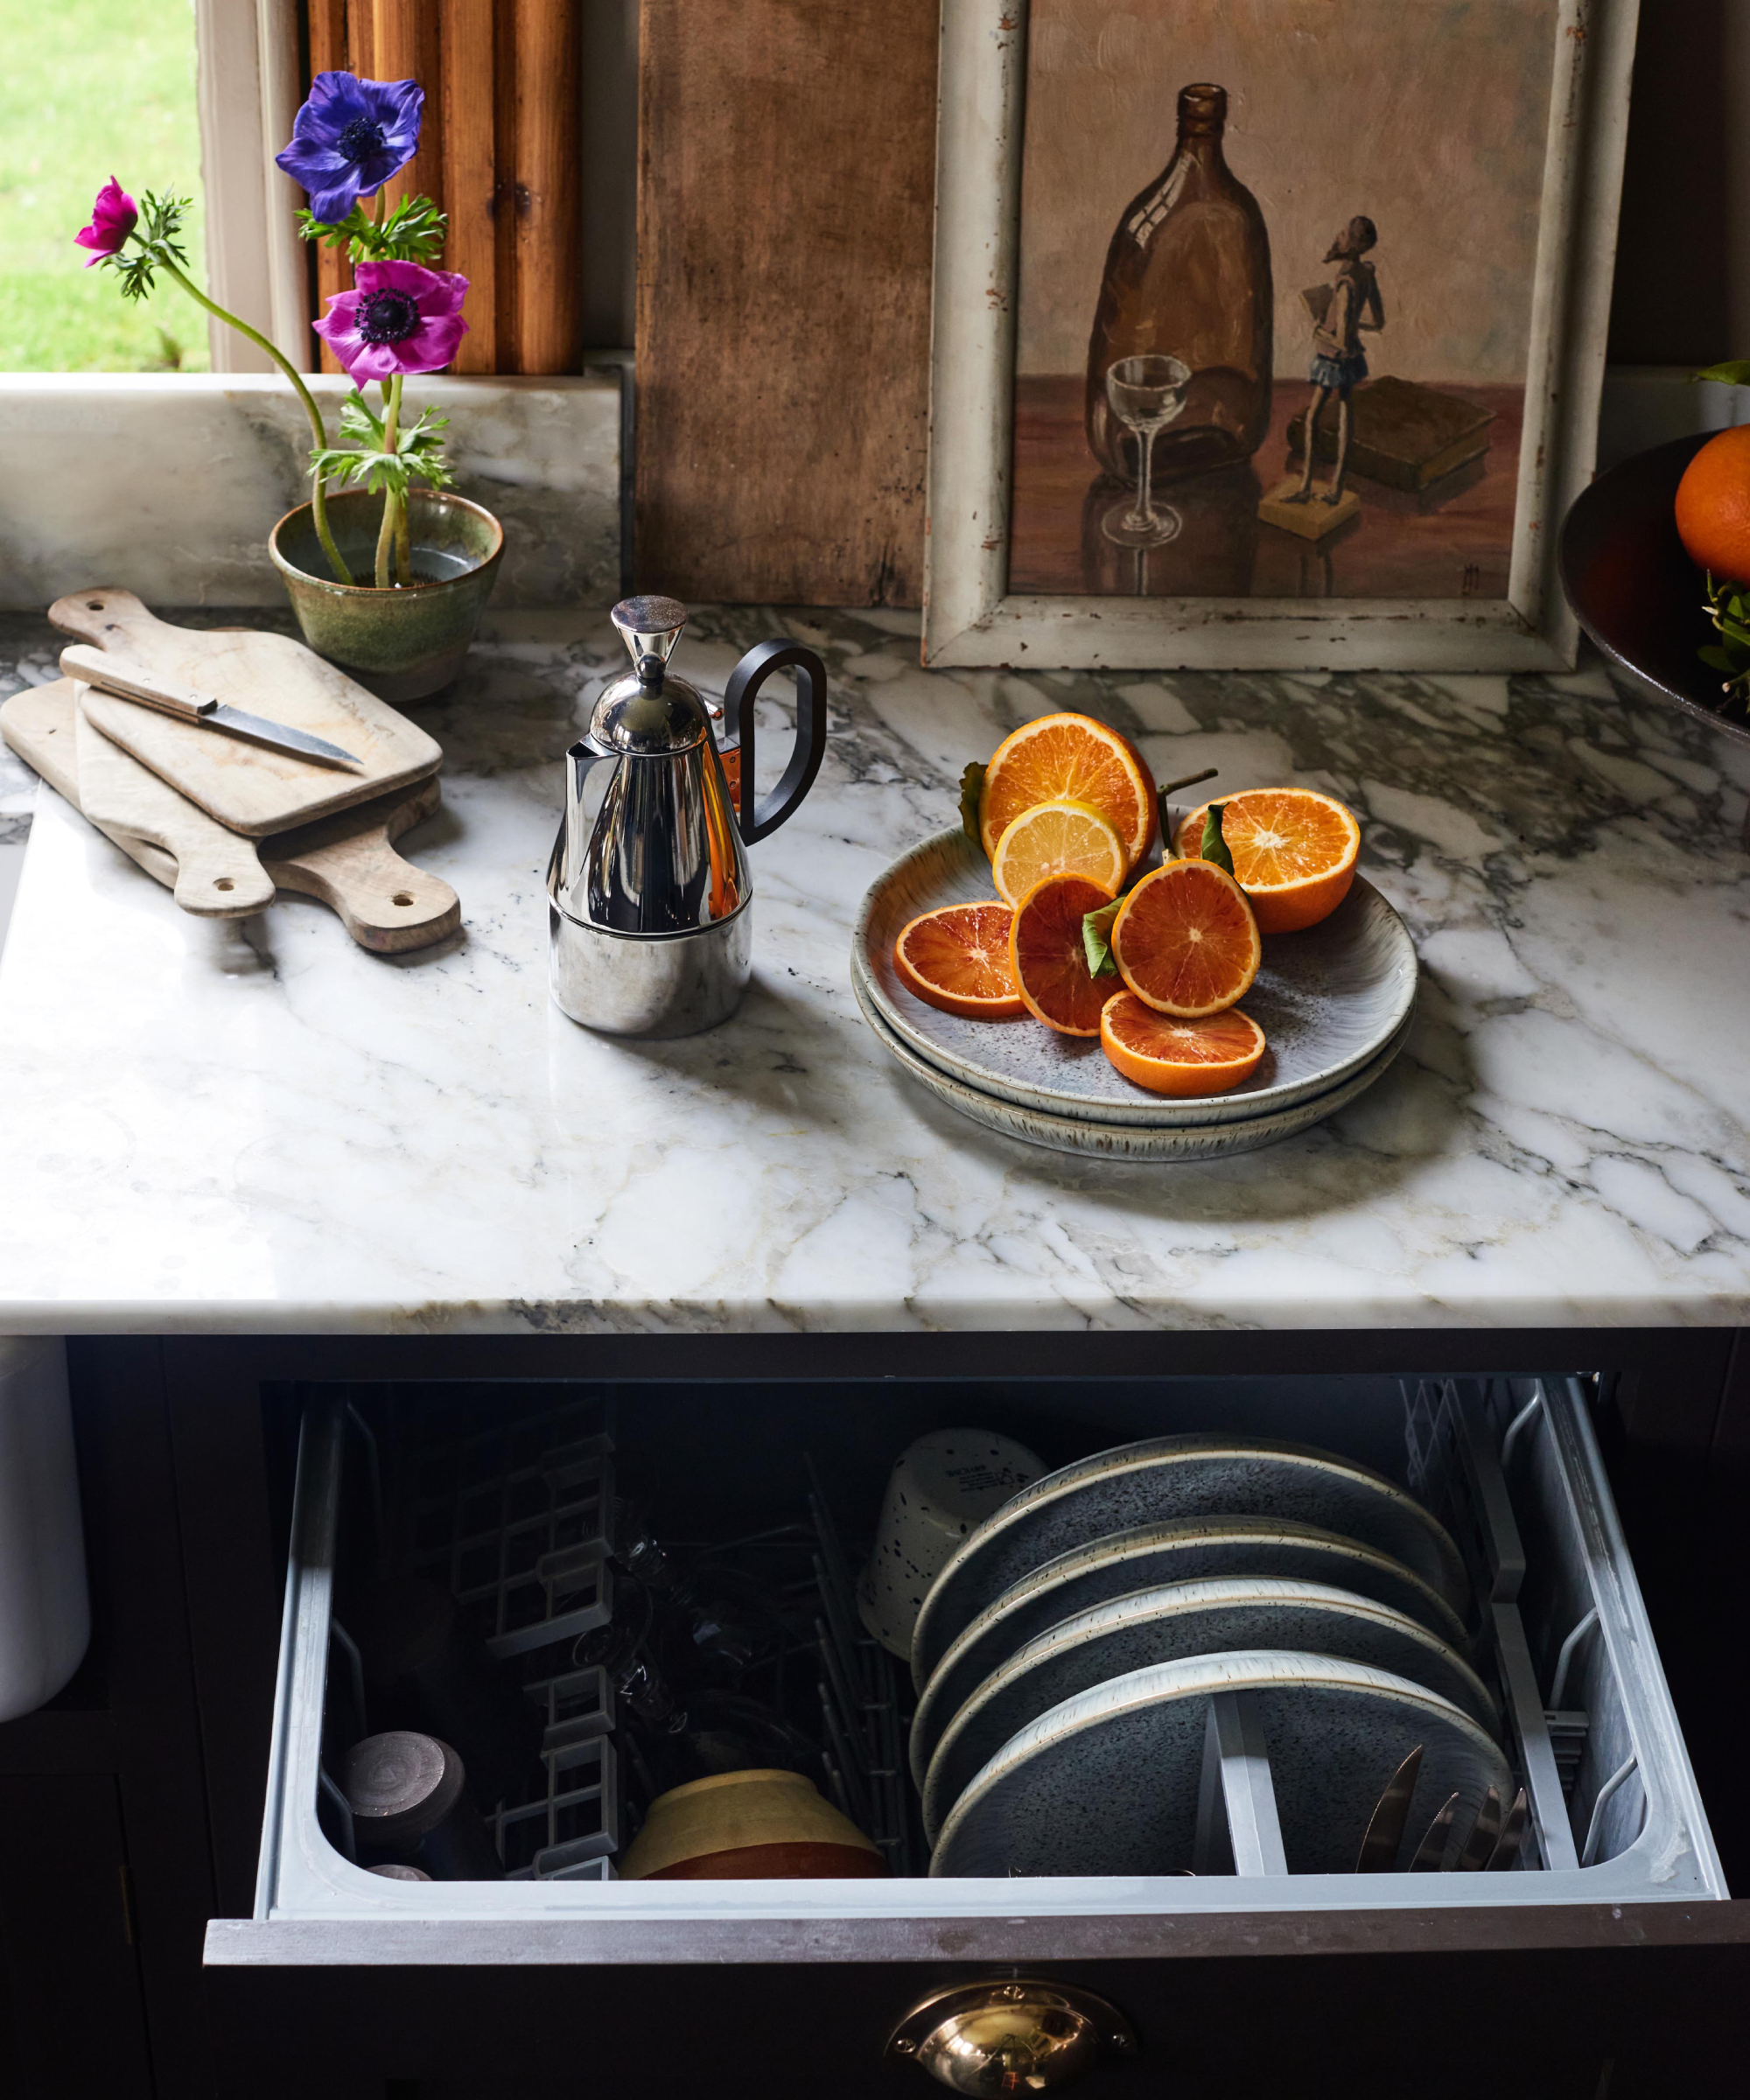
[612,595,689,668]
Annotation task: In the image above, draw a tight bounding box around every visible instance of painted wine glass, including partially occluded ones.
[1101,354,1192,548]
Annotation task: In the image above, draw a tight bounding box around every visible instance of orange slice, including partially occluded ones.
[980,714,1155,870]
[1009,873,1118,1036]
[1100,994,1267,1096]
[1175,787,1360,934]
[1111,859,1262,1018]
[990,800,1128,906]
[894,903,1025,1020]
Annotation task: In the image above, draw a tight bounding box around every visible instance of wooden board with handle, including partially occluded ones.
[73,696,277,918]
[2,682,460,954]
[46,589,443,837]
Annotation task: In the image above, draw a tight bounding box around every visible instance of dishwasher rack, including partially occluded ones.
[255,1373,1726,1923]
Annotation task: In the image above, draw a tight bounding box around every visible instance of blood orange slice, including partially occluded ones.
[1175,787,1360,934]
[979,714,1155,870]
[1100,994,1267,1096]
[893,903,1024,1019]
[990,800,1127,906]
[1009,873,1118,1036]
[1111,859,1261,1018]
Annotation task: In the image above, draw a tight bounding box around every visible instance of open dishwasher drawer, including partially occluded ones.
[212,1372,1738,2097]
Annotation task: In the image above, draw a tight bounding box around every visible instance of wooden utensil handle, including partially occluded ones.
[59,646,216,723]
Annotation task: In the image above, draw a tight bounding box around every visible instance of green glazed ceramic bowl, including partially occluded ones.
[270,488,504,704]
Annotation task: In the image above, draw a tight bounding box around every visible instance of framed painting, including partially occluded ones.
[922,0,1640,670]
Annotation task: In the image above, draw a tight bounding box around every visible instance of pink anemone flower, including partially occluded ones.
[74,177,138,265]
[313,259,468,384]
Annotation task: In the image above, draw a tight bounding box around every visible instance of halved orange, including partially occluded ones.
[894,903,1024,1019]
[1175,788,1360,934]
[1100,994,1267,1097]
[990,800,1127,906]
[1111,859,1261,1018]
[1009,873,1118,1036]
[980,714,1156,870]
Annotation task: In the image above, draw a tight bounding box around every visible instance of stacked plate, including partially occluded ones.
[851,829,1419,1160]
[905,1435,1512,1877]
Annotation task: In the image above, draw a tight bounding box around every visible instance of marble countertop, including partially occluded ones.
[1,605,1748,1336]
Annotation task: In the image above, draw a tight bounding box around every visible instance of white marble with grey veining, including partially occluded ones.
[0,603,1748,1336]
[0,373,620,610]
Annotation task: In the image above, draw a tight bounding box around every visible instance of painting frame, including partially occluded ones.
[921,0,1641,671]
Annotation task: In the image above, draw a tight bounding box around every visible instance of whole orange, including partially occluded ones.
[1675,424,1750,586]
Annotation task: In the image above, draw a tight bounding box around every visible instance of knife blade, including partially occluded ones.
[60,645,364,772]
[1409,1791,1462,1871]
[1354,1745,1424,1872]
[1455,1786,1503,1871]
[1484,1788,1529,1871]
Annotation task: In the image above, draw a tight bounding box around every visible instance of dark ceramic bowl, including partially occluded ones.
[1558,431,1750,748]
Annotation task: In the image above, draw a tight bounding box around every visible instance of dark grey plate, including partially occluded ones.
[855,976,1411,1162]
[906,1516,1472,1792]
[852,827,1418,1127]
[930,1650,1511,1879]
[920,1576,1498,1841]
[909,1437,1470,1690]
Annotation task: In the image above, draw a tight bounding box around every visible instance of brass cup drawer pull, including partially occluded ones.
[887,1980,1135,2092]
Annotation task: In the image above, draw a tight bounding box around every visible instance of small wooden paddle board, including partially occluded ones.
[46,587,442,837]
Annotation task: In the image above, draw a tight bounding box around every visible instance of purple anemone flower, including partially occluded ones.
[312,259,468,383]
[276,72,423,224]
[74,177,137,265]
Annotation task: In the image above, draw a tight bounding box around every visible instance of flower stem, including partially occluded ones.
[158,256,354,586]
[374,375,402,590]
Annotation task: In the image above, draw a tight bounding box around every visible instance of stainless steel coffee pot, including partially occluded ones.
[547,596,828,1037]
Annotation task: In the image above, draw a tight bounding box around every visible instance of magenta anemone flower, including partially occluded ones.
[312,259,468,383]
[74,178,138,265]
[276,72,423,224]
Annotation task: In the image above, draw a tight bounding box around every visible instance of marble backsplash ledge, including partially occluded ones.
[0,371,622,611]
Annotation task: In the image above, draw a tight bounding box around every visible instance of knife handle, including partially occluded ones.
[59,645,219,723]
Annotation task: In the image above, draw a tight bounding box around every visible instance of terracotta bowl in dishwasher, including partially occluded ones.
[620,1768,888,1880]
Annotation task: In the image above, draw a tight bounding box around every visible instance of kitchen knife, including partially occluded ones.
[1354,1744,1424,1872]
[60,644,364,771]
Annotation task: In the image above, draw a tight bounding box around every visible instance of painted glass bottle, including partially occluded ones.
[1085,83,1273,483]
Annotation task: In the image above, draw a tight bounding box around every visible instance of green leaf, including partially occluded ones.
[1082,898,1123,979]
[1698,646,1737,673]
[959,760,987,850]
[1693,361,1750,387]
[1200,802,1236,876]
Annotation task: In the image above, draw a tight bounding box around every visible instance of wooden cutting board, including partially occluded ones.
[46,588,443,837]
[73,695,276,917]
[2,682,461,954]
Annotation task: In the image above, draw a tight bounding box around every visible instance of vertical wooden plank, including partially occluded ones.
[440,0,500,372]
[307,0,353,374]
[508,0,583,374]
[371,0,445,223]
[634,0,937,605]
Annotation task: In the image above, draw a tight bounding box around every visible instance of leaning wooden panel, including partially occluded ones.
[923,0,1642,670]
[635,0,937,606]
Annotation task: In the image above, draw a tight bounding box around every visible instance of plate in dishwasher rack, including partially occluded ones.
[929,1650,1512,1879]
[920,1577,1498,1842]
[909,1437,1469,1690]
[908,1517,1474,1792]
[851,827,1418,1126]
[853,975,1411,1162]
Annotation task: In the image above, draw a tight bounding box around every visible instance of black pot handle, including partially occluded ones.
[725,640,829,844]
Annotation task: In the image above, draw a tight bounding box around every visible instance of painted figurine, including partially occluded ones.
[1289,216,1384,506]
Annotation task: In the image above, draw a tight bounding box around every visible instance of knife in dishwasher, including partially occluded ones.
[60,644,364,771]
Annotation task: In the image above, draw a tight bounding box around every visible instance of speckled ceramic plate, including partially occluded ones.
[854,975,1410,1162]
[920,1576,1498,1841]
[929,1650,1512,1879]
[907,1517,1474,1794]
[851,827,1418,1127]
[909,1437,1469,1690]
